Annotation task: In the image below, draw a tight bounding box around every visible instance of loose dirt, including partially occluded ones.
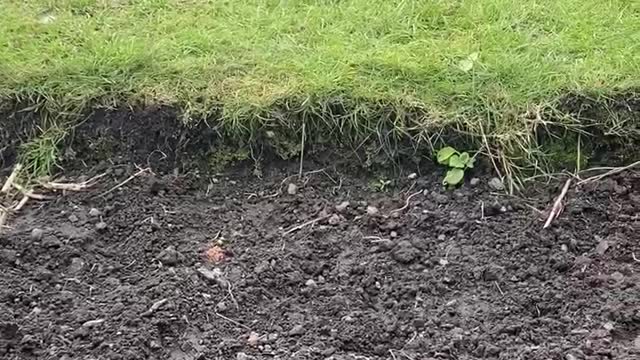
[1,110,640,360]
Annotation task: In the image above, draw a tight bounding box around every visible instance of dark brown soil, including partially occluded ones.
[1,110,640,360]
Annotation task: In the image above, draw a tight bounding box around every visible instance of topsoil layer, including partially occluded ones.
[1,110,640,360]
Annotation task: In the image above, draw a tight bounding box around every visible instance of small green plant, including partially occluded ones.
[369,177,391,192]
[436,146,475,186]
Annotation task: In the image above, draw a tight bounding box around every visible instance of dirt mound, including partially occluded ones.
[1,155,640,359]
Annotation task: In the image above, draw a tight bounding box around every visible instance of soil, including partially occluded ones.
[1,110,640,360]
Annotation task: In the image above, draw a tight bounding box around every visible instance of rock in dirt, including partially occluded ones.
[407,173,417,180]
[67,257,85,274]
[0,249,17,264]
[335,201,350,213]
[288,324,305,336]
[488,177,505,191]
[470,178,480,186]
[366,206,379,216]
[82,319,105,328]
[392,241,420,264]
[88,208,102,217]
[287,183,298,195]
[328,214,342,226]
[197,267,229,288]
[484,344,501,357]
[305,279,317,288]
[68,214,79,223]
[31,228,44,241]
[95,222,108,232]
[247,332,260,347]
[595,236,610,255]
[158,246,184,266]
[430,191,448,204]
[634,334,640,350]
[236,353,255,360]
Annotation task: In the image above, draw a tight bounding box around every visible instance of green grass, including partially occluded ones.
[1,0,639,180]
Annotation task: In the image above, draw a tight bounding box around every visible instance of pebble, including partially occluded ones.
[407,173,417,180]
[634,334,640,349]
[95,222,108,232]
[488,177,505,191]
[267,333,279,343]
[595,237,610,255]
[484,344,501,357]
[610,272,624,282]
[390,231,398,238]
[392,241,420,264]
[437,234,446,241]
[470,178,480,186]
[366,206,379,216]
[157,246,184,266]
[67,257,85,274]
[335,201,350,213]
[328,214,341,226]
[287,183,298,195]
[216,301,228,313]
[68,214,79,223]
[31,228,44,241]
[247,332,260,346]
[89,208,102,217]
[305,279,317,288]
[149,340,161,349]
[0,249,17,264]
[236,352,254,360]
[288,324,305,336]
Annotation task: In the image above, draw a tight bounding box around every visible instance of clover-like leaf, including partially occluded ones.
[466,156,476,169]
[437,146,457,165]
[459,152,470,165]
[448,154,466,169]
[443,168,464,186]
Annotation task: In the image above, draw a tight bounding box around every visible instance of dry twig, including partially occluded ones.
[98,168,150,197]
[41,173,106,191]
[577,160,640,185]
[389,190,422,215]
[1,164,22,193]
[543,178,572,229]
[283,215,330,235]
[214,312,251,330]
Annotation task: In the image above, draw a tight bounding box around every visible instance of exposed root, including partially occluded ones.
[1,164,22,193]
[98,167,150,197]
[543,178,572,229]
[389,190,422,216]
[577,160,640,185]
[283,215,330,235]
[41,173,106,191]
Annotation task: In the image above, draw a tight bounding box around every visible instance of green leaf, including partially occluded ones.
[458,59,473,72]
[436,147,457,164]
[466,156,476,169]
[468,52,479,62]
[459,152,470,165]
[443,168,464,186]
[448,154,466,168]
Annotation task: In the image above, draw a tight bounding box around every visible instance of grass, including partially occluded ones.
[1,0,640,180]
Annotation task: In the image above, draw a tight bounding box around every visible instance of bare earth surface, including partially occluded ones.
[1,157,640,360]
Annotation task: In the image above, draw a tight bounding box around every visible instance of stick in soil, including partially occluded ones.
[12,183,51,200]
[283,215,330,235]
[214,312,251,330]
[543,178,572,229]
[577,160,640,185]
[41,173,107,191]
[389,190,423,215]
[98,168,150,197]
[141,298,168,317]
[1,164,22,193]
[13,196,29,211]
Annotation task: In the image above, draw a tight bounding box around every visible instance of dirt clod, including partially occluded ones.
[366,206,379,216]
[88,208,102,217]
[30,228,44,241]
[328,214,341,225]
[95,221,108,232]
[158,246,184,266]
[288,324,305,336]
[392,240,420,264]
[488,177,505,191]
[335,201,350,213]
[287,183,298,195]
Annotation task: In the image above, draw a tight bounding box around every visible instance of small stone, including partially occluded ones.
[431,192,448,204]
[82,319,105,327]
[89,208,102,217]
[287,183,298,195]
[484,344,501,357]
[0,249,17,264]
[68,214,79,223]
[470,178,480,186]
[42,236,62,248]
[390,231,398,238]
[216,301,228,312]
[149,340,161,349]
[407,173,417,180]
[437,234,446,241]
[67,257,85,274]
[158,246,184,266]
[595,237,610,255]
[603,322,615,331]
[267,333,279,343]
[561,244,568,252]
[633,334,640,349]
[95,222,108,232]
[610,272,624,282]
[236,352,254,360]
[335,201,350,213]
[247,332,260,347]
[439,258,449,266]
[305,279,317,288]
[288,324,305,336]
[328,214,341,226]
[31,228,44,241]
[488,177,505,191]
[392,240,420,264]
[366,206,379,216]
